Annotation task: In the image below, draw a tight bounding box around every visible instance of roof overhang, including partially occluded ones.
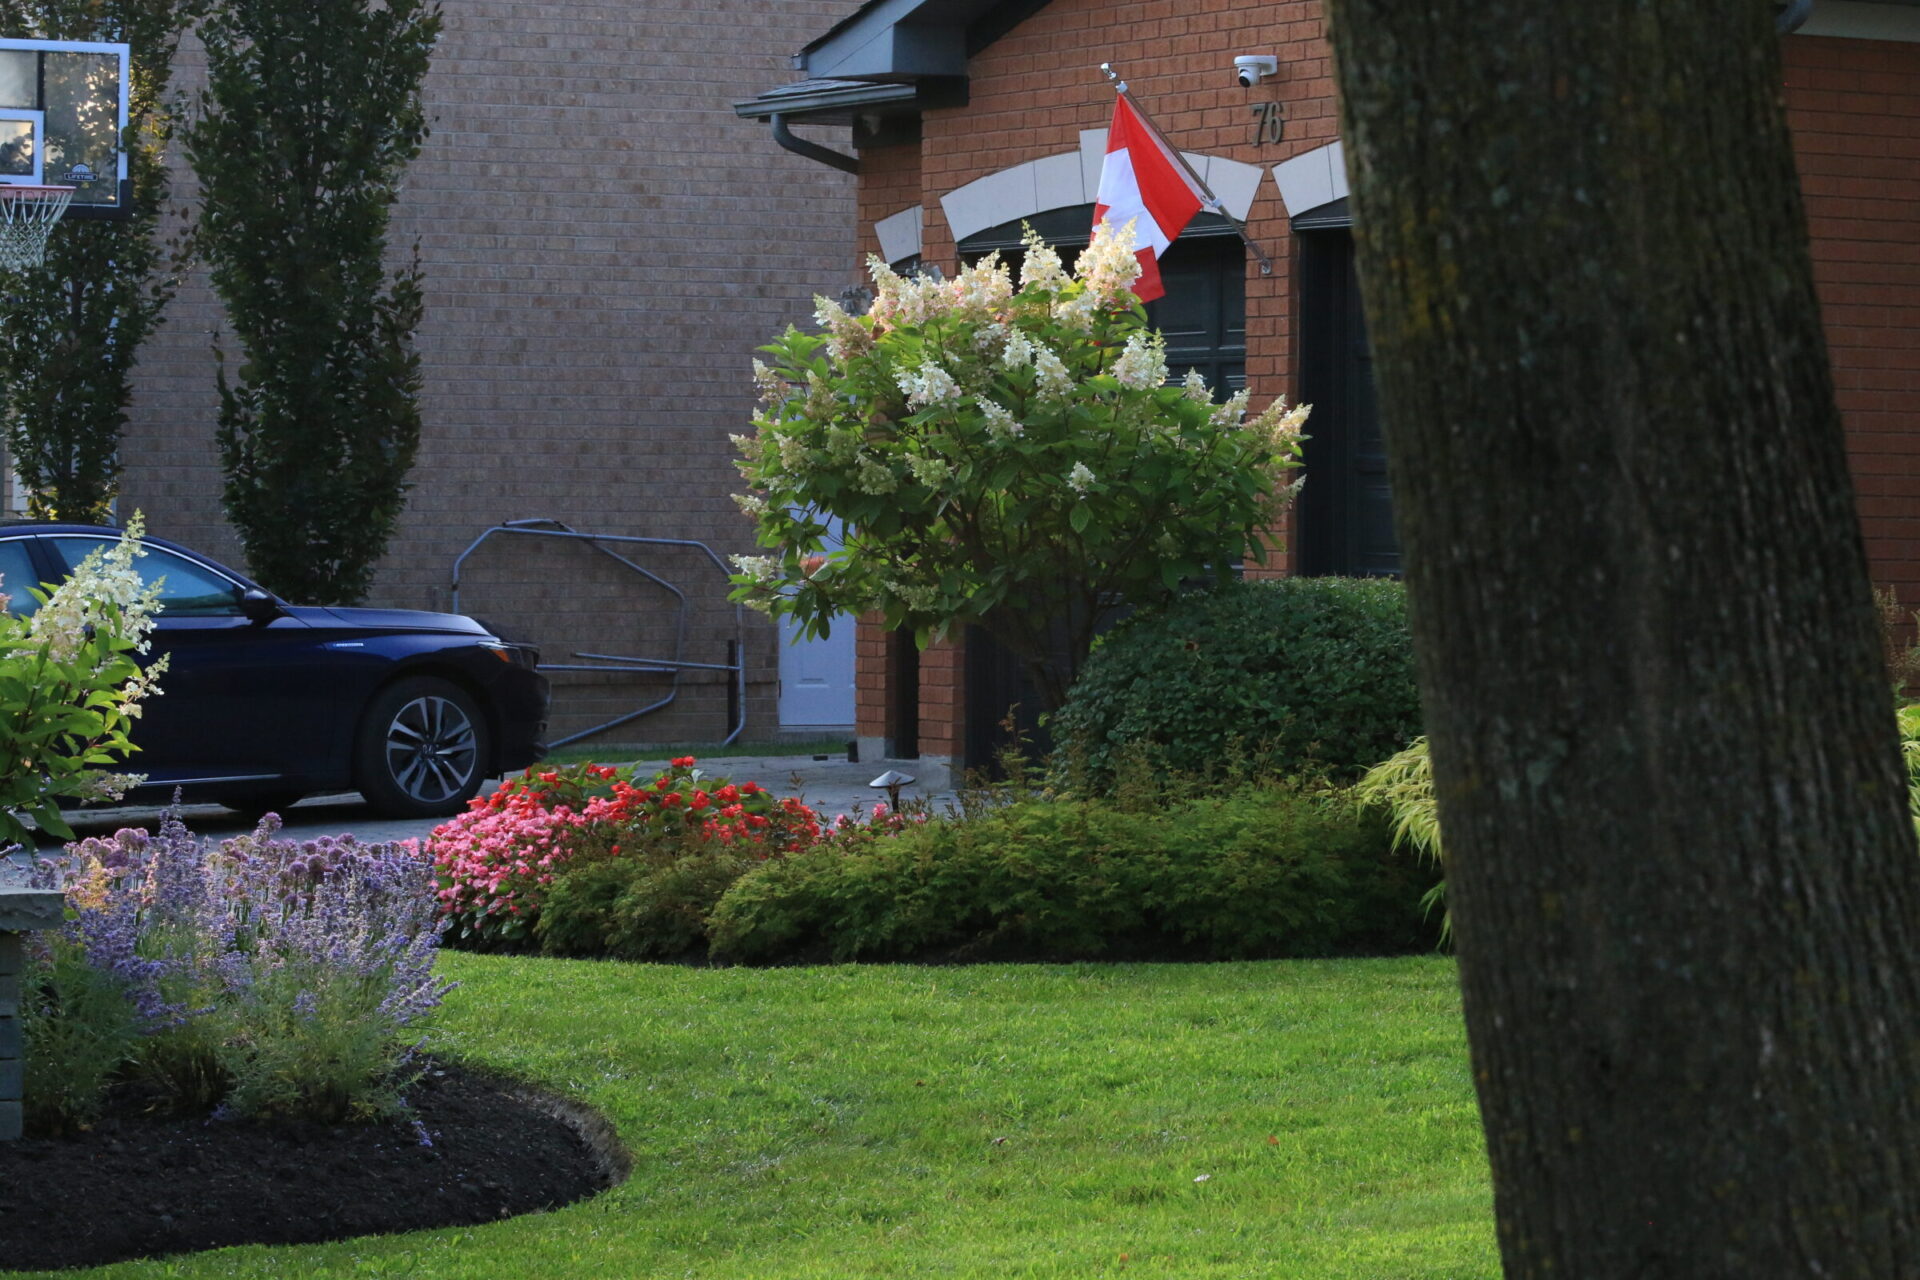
[733,77,928,126]
[734,0,1043,135]
[793,0,1042,81]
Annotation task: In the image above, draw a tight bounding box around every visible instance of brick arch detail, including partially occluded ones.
[933,129,1268,249]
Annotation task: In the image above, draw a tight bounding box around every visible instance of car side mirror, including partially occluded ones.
[238,588,280,624]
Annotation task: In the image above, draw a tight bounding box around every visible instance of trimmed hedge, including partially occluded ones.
[1051,577,1422,789]
[706,784,1439,964]
[536,846,759,961]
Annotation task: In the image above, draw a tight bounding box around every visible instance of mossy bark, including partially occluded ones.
[1323,2,1920,1274]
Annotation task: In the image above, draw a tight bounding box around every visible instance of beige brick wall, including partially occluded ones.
[117,0,861,747]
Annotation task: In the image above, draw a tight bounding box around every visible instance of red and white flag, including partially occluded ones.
[1093,92,1206,302]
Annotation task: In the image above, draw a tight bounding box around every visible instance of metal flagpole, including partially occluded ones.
[1099,63,1274,277]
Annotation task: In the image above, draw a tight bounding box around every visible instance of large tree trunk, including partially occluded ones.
[1322,2,1920,1274]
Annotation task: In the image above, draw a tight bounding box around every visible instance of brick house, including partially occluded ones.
[49,0,866,747]
[737,0,1920,783]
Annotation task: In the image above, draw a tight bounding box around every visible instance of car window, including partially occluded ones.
[44,537,243,617]
[0,539,45,616]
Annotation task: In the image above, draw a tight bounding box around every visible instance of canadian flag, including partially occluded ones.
[1093,92,1206,303]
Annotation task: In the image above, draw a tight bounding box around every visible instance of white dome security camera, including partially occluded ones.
[1234,54,1278,88]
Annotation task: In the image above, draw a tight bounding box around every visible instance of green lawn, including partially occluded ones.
[50,956,1497,1279]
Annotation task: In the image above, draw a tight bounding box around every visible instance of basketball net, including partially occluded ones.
[0,185,74,272]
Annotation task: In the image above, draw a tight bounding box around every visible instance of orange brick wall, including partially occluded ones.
[855,0,1335,767]
[854,611,889,742]
[849,5,1920,770]
[856,144,923,268]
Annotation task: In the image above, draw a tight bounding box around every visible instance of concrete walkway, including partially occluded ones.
[45,752,959,850]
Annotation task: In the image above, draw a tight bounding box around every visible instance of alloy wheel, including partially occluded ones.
[383,694,479,804]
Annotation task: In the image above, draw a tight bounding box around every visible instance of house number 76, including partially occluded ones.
[1249,102,1285,146]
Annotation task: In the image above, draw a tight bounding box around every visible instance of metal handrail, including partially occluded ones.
[451,519,745,747]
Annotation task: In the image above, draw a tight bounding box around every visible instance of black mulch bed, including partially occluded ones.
[0,1060,627,1272]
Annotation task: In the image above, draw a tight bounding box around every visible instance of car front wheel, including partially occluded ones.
[355,677,492,818]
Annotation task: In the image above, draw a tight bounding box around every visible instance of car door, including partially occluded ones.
[38,534,330,788]
[0,535,45,619]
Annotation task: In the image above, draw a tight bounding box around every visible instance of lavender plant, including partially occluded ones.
[209,825,450,1122]
[18,929,145,1134]
[21,812,452,1132]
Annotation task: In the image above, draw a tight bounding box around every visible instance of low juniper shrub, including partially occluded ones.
[536,849,756,960]
[22,812,450,1134]
[1051,576,1422,792]
[706,782,1438,964]
[534,799,924,960]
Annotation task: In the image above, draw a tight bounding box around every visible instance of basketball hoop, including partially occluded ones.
[0,185,73,272]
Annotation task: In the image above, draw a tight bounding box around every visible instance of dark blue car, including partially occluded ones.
[0,524,548,818]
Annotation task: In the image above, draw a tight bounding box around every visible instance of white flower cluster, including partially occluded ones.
[856,454,899,495]
[1112,331,1169,390]
[949,252,1013,320]
[813,295,873,361]
[804,369,838,417]
[1051,289,1100,332]
[29,515,165,667]
[1182,368,1211,401]
[1019,226,1067,290]
[979,400,1025,442]
[895,357,962,409]
[1250,398,1313,448]
[907,454,952,488]
[884,579,942,612]
[824,426,861,464]
[1076,219,1144,307]
[64,769,143,803]
[1034,346,1074,400]
[729,553,781,584]
[866,256,944,331]
[109,660,165,724]
[775,433,810,472]
[731,491,769,519]
[1002,328,1036,370]
[751,358,788,405]
[1067,462,1096,493]
[1210,388,1252,428]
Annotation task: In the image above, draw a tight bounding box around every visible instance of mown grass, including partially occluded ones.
[48,956,1496,1279]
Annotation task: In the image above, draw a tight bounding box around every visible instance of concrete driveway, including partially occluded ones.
[42,753,958,851]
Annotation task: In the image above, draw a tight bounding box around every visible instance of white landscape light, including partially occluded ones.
[869,768,915,811]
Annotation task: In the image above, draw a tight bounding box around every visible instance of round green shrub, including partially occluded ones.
[1052,577,1422,789]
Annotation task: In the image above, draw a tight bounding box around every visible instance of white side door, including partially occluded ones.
[777,516,856,728]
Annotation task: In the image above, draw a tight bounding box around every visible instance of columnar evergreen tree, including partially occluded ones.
[182,0,439,604]
[0,0,197,524]
[1322,0,1920,1274]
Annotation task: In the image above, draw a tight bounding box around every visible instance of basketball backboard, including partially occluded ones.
[0,38,129,218]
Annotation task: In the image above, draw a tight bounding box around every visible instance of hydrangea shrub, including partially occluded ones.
[729,221,1308,709]
[0,514,168,845]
